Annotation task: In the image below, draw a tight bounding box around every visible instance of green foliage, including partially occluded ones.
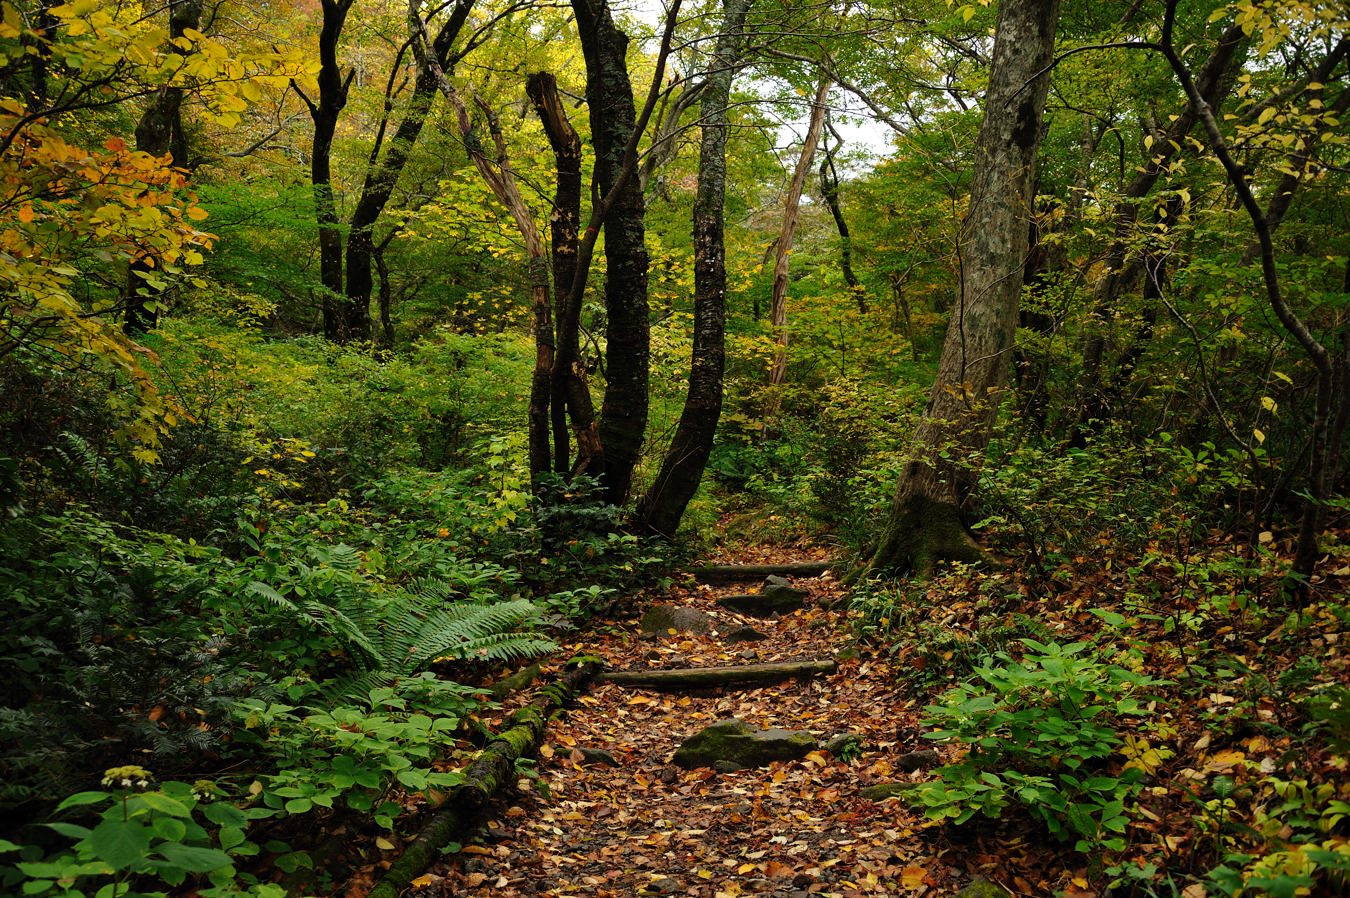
[233,680,470,827]
[1200,774,1350,898]
[5,769,280,898]
[913,640,1162,853]
[0,511,262,808]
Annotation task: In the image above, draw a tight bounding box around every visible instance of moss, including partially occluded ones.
[856,492,988,579]
[673,718,817,769]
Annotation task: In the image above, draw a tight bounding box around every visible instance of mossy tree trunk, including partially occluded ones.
[633,0,753,537]
[859,0,1061,579]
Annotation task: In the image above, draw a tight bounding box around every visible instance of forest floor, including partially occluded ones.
[363,543,1085,898]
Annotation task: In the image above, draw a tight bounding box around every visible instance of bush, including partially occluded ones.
[912,639,1162,853]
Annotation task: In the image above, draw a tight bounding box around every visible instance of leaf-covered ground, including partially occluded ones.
[344,532,1349,898]
[367,548,1074,898]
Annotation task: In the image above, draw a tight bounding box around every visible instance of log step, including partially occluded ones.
[600,660,835,691]
[691,561,835,583]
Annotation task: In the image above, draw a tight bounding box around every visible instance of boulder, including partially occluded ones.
[824,733,862,757]
[723,625,769,643]
[575,747,620,767]
[639,604,714,637]
[955,880,1006,898]
[673,718,817,769]
[897,749,942,772]
[715,576,811,618]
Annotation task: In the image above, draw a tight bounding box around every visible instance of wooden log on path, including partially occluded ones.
[600,659,835,690]
[692,561,835,583]
[487,661,543,701]
[363,662,602,898]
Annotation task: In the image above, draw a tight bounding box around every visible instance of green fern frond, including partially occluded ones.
[441,632,559,664]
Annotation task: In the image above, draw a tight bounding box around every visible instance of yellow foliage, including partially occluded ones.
[0,1,309,451]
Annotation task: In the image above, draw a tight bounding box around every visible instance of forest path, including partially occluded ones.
[402,547,1018,898]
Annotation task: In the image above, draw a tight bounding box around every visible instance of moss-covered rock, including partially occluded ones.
[955,879,1006,898]
[639,604,714,637]
[715,576,811,617]
[673,718,817,769]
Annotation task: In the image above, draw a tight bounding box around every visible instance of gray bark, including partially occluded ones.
[859,0,1062,578]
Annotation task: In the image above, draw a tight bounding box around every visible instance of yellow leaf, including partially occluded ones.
[902,865,928,889]
[1258,106,1277,125]
[375,836,396,851]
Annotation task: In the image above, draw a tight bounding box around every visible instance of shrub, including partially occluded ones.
[913,639,1162,853]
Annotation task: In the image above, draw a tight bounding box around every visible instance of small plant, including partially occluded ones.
[1205,773,1350,897]
[5,766,280,898]
[233,679,472,829]
[913,639,1162,853]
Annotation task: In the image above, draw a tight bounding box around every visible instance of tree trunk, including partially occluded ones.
[298,0,356,341]
[527,73,604,481]
[572,0,652,506]
[373,243,395,350]
[633,0,753,537]
[123,0,203,336]
[344,0,474,344]
[764,77,830,426]
[857,0,1061,579]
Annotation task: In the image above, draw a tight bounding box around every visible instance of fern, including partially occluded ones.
[246,575,557,705]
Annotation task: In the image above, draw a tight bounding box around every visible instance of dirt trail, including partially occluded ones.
[401,551,995,898]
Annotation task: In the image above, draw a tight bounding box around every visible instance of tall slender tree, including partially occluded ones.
[294,0,356,342]
[343,0,477,344]
[634,0,754,536]
[764,76,830,431]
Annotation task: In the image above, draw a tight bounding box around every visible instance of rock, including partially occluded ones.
[673,718,817,769]
[897,749,941,772]
[639,604,714,637]
[955,879,1006,898]
[792,873,814,888]
[859,782,923,801]
[715,577,810,618]
[723,625,768,643]
[576,747,619,767]
[824,733,862,757]
[713,759,744,773]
